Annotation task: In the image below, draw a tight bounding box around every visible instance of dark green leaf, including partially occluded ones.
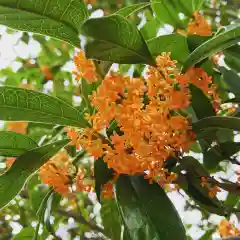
[190,84,215,119]
[183,23,240,71]
[193,116,240,135]
[187,35,211,52]
[0,0,89,47]
[219,67,240,95]
[204,141,240,170]
[147,34,189,63]
[101,199,122,240]
[82,15,154,65]
[115,175,187,240]
[12,227,35,240]
[0,131,38,157]
[0,86,88,128]
[0,139,69,210]
[94,158,114,202]
[115,3,150,17]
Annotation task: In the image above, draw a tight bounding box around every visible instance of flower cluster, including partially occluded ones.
[188,11,212,36]
[218,219,240,237]
[71,51,219,187]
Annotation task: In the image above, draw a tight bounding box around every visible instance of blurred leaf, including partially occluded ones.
[0,0,89,47]
[115,2,150,17]
[190,84,215,119]
[0,131,38,157]
[101,199,122,240]
[0,139,69,210]
[12,227,35,240]
[94,158,114,202]
[115,175,187,239]
[0,86,89,128]
[82,15,154,65]
[147,34,189,63]
[183,23,240,71]
[199,228,215,240]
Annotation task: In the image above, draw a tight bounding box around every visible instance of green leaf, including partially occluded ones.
[0,139,69,210]
[0,131,38,157]
[0,0,89,47]
[187,35,211,52]
[204,141,240,170]
[183,23,240,71]
[193,116,240,136]
[94,158,114,202]
[101,199,122,240]
[12,227,35,240]
[219,67,240,95]
[189,84,215,119]
[81,15,154,65]
[180,157,228,215]
[224,46,240,73]
[0,86,88,128]
[147,34,189,63]
[115,175,187,240]
[151,0,188,27]
[114,2,150,17]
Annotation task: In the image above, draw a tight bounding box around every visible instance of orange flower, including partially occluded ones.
[200,176,208,187]
[40,65,54,80]
[75,167,93,192]
[218,219,240,237]
[188,11,212,36]
[40,151,73,195]
[7,122,28,135]
[5,158,16,168]
[73,50,98,83]
[67,127,80,146]
[208,185,221,198]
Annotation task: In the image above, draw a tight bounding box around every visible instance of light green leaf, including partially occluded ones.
[0,0,89,47]
[12,227,35,240]
[0,139,69,210]
[81,15,154,65]
[183,23,240,71]
[0,86,89,127]
[114,2,150,17]
[147,34,189,63]
[151,0,188,27]
[0,131,38,157]
[115,176,186,240]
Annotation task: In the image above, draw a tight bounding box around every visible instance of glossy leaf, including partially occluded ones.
[183,23,240,71]
[81,15,154,65]
[0,86,88,128]
[101,199,122,240]
[147,34,189,63]
[115,2,150,17]
[0,131,38,157]
[0,139,69,210]
[0,0,89,47]
[193,116,240,135]
[94,158,114,202]
[190,84,215,119]
[115,175,186,240]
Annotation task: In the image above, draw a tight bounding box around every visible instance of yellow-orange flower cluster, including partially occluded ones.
[218,219,240,237]
[188,11,212,36]
[73,50,98,83]
[70,52,220,186]
[75,167,93,192]
[40,151,74,195]
[201,176,221,198]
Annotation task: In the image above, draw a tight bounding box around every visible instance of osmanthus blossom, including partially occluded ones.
[63,49,221,198]
[218,219,240,238]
